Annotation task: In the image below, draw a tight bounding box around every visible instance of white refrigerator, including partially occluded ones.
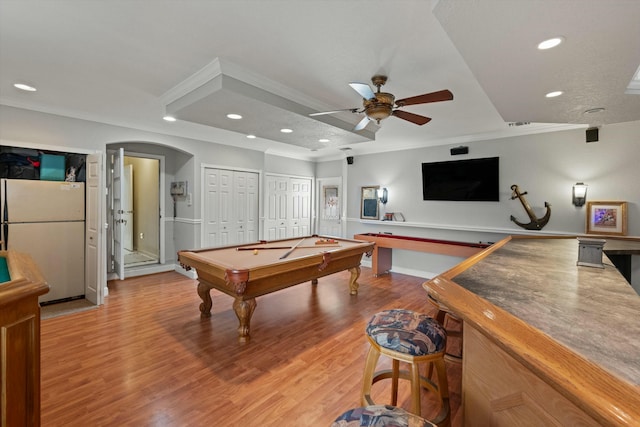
[1,179,85,303]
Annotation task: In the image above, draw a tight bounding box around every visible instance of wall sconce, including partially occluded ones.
[378,187,388,205]
[572,182,588,206]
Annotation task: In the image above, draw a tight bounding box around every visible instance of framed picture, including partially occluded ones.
[586,201,627,236]
[360,186,379,219]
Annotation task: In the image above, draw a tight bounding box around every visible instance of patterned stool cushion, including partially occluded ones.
[366,309,446,356]
[331,405,435,427]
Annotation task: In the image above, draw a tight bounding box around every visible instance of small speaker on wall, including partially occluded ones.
[586,127,599,143]
[346,156,354,165]
[450,146,469,156]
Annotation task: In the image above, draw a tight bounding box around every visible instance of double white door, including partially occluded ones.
[203,168,258,247]
[264,175,312,240]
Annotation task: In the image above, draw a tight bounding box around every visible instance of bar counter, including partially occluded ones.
[425,236,640,426]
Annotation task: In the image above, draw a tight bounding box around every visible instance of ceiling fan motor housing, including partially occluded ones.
[364,92,395,121]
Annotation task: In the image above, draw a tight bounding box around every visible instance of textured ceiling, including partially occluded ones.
[0,0,638,160]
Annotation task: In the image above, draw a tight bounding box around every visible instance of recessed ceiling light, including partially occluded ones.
[538,37,564,50]
[584,107,605,114]
[545,91,563,98]
[163,115,177,122]
[280,128,293,133]
[319,138,330,143]
[226,113,242,120]
[14,83,37,92]
[246,134,256,139]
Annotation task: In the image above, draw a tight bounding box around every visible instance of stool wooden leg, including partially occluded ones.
[361,344,381,406]
[391,359,400,406]
[410,360,422,416]
[433,357,449,401]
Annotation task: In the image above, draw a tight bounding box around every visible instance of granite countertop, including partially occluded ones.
[452,237,640,386]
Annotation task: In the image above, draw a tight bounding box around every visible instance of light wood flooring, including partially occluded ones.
[40,268,462,426]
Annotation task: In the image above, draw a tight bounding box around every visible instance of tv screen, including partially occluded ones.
[421,157,499,201]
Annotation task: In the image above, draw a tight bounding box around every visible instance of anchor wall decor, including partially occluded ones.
[510,184,551,230]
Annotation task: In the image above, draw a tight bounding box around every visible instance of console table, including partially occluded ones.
[354,233,489,276]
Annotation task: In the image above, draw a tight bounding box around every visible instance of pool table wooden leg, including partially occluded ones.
[197,282,212,318]
[348,266,361,295]
[233,297,257,341]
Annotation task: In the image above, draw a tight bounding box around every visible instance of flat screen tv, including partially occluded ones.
[421,157,499,201]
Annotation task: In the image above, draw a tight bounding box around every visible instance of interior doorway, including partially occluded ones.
[107,145,169,280]
[122,155,160,268]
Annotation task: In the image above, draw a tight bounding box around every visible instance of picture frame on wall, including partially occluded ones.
[586,201,627,236]
[360,186,379,220]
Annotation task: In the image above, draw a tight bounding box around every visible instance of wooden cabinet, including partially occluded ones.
[463,325,600,426]
[0,251,49,427]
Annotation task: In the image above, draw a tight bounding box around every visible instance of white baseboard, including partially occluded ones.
[124,263,175,278]
[360,258,435,279]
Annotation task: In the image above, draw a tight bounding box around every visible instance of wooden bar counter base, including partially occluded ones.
[424,236,640,427]
[0,250,49,427]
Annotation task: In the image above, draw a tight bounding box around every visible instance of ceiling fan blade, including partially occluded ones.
[309,108,359,117]
[354,116,370,131]
[349,82,376,100]
[392,110,432,125]
[395,89,453,107]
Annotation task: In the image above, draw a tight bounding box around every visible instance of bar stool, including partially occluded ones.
[331,405,436,427]
[361,309,450,427]
[425,286,463,363]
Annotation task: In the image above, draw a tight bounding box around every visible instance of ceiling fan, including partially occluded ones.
[310,75,453,131]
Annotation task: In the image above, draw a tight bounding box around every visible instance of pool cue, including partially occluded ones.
[236,246,291,251]
[238,244,340,251]
[279,238,306,259]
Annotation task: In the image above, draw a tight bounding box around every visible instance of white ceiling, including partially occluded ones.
[1,0,639,161]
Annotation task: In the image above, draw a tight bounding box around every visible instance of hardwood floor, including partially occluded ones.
[40,268,462,426]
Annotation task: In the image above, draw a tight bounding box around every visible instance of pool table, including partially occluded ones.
[178,235,374,341]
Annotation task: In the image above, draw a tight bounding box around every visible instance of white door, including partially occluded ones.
[111,147,125,279]
[290,178,311,237]
[203,168,220,247]
[122,164,134,251]
[233,171,248,243]
[245,172,258,242]
[85,153,103,305]
[317,177,342,237]
[264,175,289,240]
[218,169,233,246]
[203,168,259,247]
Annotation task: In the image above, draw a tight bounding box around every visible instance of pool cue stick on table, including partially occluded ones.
[279,238,306,259]
[236,246,291,251]
[237,243,340,251]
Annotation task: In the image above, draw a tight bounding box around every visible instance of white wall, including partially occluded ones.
[344,120,640,290]
[2,105,638,290]
[0,105,312,259]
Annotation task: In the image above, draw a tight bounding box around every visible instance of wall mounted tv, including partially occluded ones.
[421,156,500,201]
